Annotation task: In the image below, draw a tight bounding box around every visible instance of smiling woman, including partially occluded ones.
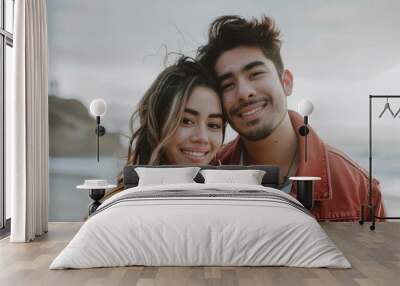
[108,56,226,196]
[164,85,224,165]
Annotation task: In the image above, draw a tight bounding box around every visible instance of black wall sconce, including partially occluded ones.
[89,99,107,162]
[297,99,314,163]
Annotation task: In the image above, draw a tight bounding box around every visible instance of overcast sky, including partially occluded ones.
[47,0,400,149]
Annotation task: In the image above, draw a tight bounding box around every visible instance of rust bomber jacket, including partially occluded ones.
[215,110,386,221]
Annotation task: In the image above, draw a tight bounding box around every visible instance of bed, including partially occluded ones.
[50,165,350,269]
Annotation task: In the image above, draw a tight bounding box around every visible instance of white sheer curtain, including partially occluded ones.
[8,0,49,242]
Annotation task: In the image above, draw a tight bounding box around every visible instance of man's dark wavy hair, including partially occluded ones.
[197,15,284,78]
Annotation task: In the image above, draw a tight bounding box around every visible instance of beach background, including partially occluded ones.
[47,0,400,221]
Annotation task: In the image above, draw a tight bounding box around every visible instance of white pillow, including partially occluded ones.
[200,169,266,185]
[135,167,200,186]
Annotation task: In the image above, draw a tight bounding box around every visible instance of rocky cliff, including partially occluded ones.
[49,95,123,157]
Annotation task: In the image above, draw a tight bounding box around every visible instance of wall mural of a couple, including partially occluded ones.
[48,0,400,221]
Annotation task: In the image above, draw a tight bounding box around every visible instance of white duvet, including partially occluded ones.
[50,183,351,269]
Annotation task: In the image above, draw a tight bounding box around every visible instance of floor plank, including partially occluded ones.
[0,222,399,286]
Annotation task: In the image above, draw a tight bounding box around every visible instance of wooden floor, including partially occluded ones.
[0,222,399,286]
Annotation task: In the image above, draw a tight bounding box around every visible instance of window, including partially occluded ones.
[1,0,14,232]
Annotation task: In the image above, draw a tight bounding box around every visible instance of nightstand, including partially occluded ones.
[289,176,321,210]
[77,179,116,215]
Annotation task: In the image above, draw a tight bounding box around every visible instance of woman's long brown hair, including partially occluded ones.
[107,56,224,198]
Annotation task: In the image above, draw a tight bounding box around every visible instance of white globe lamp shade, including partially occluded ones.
[90,99,107,117]
[297,99,314,116]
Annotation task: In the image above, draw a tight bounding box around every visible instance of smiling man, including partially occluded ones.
[197,15,385,221]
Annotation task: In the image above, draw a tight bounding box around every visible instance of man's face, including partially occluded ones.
[215,46,292,141]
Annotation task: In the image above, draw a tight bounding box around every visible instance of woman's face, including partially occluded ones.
[164,86,224,165]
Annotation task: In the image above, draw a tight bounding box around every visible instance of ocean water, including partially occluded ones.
[343,149,400,217]
[49,154,400,221]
